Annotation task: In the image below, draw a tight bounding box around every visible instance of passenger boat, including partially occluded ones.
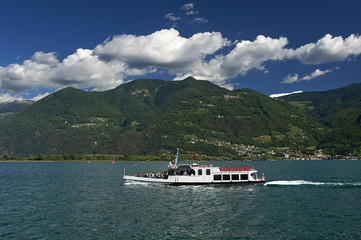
[123,149,266,185]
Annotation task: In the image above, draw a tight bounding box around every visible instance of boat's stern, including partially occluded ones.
[123,174,175,184]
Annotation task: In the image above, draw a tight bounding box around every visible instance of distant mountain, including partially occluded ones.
[0,100,33,120]
[0,77,359,157]
[280,83,361,155]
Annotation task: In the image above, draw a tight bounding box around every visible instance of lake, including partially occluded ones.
[1,160,361,239]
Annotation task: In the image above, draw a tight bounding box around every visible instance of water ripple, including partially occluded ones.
[1,161,361,239]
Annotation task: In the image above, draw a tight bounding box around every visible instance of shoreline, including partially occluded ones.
[1,158,359,163]
[0,159,112,163]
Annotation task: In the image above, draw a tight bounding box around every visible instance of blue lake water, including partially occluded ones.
[1,160,361,239]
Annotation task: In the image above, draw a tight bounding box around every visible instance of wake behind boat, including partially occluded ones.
[123,149,266,185]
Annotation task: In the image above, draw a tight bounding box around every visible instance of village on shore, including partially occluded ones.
[0,144,359,162]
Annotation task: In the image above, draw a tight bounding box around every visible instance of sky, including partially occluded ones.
[1,0,361,102]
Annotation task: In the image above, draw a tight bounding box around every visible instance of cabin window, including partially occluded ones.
[241,174,248,180]
[232,174,239,181]
[222,174,230,181]
[198,169,203,175]
[206,169,211,175]
[214,175,221,181]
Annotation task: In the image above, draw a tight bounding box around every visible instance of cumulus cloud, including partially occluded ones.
[0,29,230,93]
[50,48,132,91]
[269,90,303,98]
[293,34,361,64]
[0,52,57,92]
[221,35,291,77]
[93,28,229,71]
[0,49,130,92]
[0,30,360,97]
[31,51,59,66]
[175,35,292,84]
[281,69,333,84]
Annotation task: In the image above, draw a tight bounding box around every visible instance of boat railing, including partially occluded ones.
[220,168,253,171]
[123,161,145,176]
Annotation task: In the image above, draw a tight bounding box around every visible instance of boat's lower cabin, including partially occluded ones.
[166,164,264,184]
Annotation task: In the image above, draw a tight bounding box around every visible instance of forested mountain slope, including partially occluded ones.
[1,77,359,156]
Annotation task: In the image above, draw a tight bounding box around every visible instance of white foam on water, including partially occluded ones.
[265,180,323,186]
[123,180,152,186]
[265,180,361,186]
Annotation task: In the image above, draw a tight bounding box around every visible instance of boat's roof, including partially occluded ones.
[177,163,216,168]
[174,164,255,171]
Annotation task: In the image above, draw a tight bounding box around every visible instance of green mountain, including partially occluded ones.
[0,77,357,157]
[280,83,361,155]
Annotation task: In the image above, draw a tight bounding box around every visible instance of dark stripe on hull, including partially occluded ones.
[170,181,266,186]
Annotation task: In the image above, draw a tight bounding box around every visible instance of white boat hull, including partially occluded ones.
[123,174,265,185]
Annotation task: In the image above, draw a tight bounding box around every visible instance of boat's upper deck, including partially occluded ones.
[171,163,257,176]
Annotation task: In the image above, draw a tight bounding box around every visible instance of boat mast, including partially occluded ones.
[174,148,179,167]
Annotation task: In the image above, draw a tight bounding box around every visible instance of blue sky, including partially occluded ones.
[1,0,361,102]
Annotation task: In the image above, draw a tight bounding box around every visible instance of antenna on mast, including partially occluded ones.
[168,148,180,169]
[174,148,179,167]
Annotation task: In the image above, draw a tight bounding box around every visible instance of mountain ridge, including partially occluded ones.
[0,78,360,157]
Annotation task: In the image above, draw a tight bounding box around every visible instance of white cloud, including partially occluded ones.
[31,51,59,66]
[221,35,291,77]
[192,17,208,24]
[173,55,224,84]
[0,49,129,92]
[181,3,194,11]
[269,90,303,98]
[0,93,24,103]
[293,34,361,64]
[93,28,229,71]
[31,92,50,101]
[281,74,299,84]
[0,91,51,103]
[302,69,332,81]
[180,2,203,19]
[165,13,181,21]
[0,29,229,93]
[175,35,292,85]
[50,48,131,91]
[0,52,57,92]
[0,30,360,95]
[186,10,199,15]
[281,69,333,84]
